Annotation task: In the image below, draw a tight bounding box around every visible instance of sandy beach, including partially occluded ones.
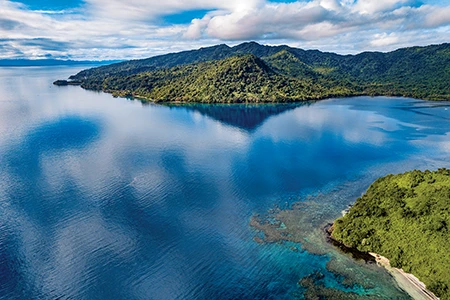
[369,253,440,300]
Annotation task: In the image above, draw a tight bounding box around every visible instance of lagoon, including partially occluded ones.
[1,66,450,299]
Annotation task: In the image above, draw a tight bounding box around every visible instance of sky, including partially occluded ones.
[1,0,449,60]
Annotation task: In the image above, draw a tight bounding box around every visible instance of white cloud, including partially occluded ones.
[352,0,409,14]
[190,2,340,40]
[0,0,449,59]
[184,0,450,47]
[82,0,264,21]
[183,16,211,39]
[370,32,399,47]
[423,5,450,28]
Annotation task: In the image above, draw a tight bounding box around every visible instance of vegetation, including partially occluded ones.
[53,80,82,86]
[79,55,355,103]
[62,42,450,102]
[332,169,450,299]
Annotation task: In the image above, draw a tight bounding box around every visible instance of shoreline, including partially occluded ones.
[325,224,439,300]
[369,252,439,300]
[53,79,450,103]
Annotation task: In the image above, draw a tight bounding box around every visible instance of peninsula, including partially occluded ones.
[54,42,450,103]
[331,169,450,299]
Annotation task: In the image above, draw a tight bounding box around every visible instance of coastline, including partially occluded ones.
[53,80,450,103]
[58,84,445,103]
[53,79,450,104]
[369,252,439,300]
[326,224,439,299]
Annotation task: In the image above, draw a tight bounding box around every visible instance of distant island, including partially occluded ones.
[0,59,120,67]
[330,169,450,299]
[55,42,450,102]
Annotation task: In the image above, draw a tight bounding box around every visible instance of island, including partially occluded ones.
[330,169,450,299]
[54,42,450,103]
[0,59,119,67]
[53,80,82,86]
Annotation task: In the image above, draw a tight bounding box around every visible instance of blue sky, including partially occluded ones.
[1,0,450,60]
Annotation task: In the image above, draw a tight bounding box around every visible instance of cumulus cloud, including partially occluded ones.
[0,0,449,60]
[185,0,450,41]
[423,5,450,28]
[199,2,338,40]
[352,0,410,14]
[83,0,264,21]
[183,0,450,51]
[370,32,400,47]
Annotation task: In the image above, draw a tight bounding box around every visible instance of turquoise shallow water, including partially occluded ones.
[0,66,450,299]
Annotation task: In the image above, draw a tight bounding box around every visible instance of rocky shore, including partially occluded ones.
[327,223,440,300]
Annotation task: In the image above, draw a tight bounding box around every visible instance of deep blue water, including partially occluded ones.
[0,66,450,299]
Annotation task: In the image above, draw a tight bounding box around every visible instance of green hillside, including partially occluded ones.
[332,169,450,299]
[81,54,355,103]
[61,42,450,102]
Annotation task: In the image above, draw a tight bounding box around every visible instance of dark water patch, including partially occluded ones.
[4,116,101,175]
[299,272,377,300]
[339,97,450,137]
[0,229,28,298]
[0,116,101,248]
[165,102,310,131]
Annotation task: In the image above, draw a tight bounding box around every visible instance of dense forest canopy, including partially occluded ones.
[332,169,450,299]
[59,42,450,102]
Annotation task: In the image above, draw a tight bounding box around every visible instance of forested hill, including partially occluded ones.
[79,55,355,102]
[61,42,450,102]
[331,169,450,299]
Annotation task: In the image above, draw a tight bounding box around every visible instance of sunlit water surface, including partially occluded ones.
[0,66,450,299]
